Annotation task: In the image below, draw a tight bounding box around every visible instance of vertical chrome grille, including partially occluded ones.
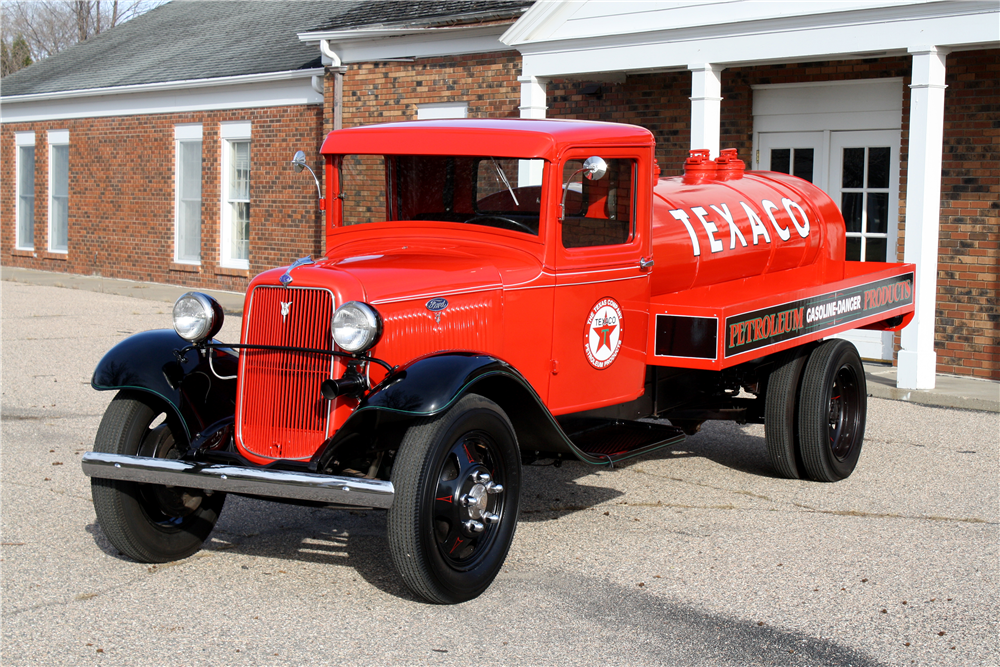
[236,286,335,460]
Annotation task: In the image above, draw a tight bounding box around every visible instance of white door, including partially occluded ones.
[827,130,901,361]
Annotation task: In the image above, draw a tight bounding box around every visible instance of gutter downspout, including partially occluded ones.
[320,39,345,131]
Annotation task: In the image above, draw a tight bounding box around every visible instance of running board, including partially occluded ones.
[560,419,686,464]
[81,452,394,509]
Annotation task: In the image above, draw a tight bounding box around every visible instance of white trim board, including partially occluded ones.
[509,2,998,78]
[2,70,324,124]
[753,79,904,133]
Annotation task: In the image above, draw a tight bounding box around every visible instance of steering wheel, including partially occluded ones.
[465,215,536,235]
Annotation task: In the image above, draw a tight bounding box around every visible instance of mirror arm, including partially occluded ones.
[560,166,587,222]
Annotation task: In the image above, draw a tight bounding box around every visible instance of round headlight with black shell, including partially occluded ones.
[172,292,225,342]
[332,301,383,353]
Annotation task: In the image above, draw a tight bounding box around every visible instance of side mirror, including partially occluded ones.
[291,150,322,201]
[292,150,308,174]
[582,156,608,181]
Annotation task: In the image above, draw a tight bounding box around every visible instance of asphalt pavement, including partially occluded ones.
[1,275,997,666]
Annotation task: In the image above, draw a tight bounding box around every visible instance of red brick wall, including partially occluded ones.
[340,51,522,127]
[1,104,325,293]
[934,50,999,379]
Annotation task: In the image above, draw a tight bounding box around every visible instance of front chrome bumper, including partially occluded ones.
[81,452,394,509]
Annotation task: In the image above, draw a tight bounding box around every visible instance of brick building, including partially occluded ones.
[2,0,997,386]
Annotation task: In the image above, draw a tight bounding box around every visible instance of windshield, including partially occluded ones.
[339,155,546,235]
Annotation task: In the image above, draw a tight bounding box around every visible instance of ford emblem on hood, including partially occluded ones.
[426,298,449,312]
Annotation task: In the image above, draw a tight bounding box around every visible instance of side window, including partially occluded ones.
[341,154,386,226]
[48,130,69,253]
[220,122,251,269]
[15,132,35,250]
[561,158,635,248]
[175,125,203,263]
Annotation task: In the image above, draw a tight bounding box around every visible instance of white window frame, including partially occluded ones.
[15,132,36,250]
[174,124,204,264]
[219,122,252,270]
[417,102,468,120]
[47,129,70,253]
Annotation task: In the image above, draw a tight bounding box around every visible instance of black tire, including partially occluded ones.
[764,347,810,479]
[387,394,521,604]
[797,340,867,482]
[91,391,225,562]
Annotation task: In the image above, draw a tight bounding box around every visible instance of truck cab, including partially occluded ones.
[83,119,915,604]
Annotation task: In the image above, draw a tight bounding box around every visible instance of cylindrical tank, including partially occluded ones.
[651,149,845,297]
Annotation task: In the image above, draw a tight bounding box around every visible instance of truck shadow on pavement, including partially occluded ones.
[84,420,779,602]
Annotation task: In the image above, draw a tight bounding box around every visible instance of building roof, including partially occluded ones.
[1,1,352,97]
[304,0,533,32]
[2,0,534,99]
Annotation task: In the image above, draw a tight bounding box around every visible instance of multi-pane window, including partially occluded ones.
[15,132,35,250]
[770,148,814,182]
[229,141,250,261]
[220,122,251,268]
[48,130,69,252]
[175,125,203,263]
[840,146,891,262]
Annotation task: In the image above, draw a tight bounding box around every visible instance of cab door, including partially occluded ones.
[547,150,652,415]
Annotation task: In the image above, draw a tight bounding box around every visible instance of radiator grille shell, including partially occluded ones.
[236,285,336,461]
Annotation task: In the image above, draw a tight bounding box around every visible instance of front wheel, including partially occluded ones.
[798,340,867,482]
[91,391,225,562]
[387,394,521,604]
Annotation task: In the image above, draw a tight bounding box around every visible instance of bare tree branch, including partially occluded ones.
[1,0,165,75]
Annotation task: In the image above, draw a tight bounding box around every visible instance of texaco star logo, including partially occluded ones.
[585,297,623,369]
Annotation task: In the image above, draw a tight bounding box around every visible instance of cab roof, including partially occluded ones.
[320,118,654,160]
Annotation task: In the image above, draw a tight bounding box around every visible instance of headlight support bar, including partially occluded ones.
[175,342,395,373]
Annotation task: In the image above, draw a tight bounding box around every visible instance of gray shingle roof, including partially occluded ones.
[303,0,533,32]
[1,1,352,97]
[2,0,533,98]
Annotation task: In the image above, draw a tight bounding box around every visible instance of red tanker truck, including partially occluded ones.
[83,119,915,604]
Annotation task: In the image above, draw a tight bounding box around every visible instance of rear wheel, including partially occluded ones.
[91,391,225,562]
[387,394,521,604]
[764,347,810,479]
[797,340,867,482]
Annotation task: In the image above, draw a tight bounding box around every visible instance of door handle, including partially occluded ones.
[639,256,654,270]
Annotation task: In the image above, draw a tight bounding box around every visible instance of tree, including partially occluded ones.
[1,34,34,78]
[1,0,165,76]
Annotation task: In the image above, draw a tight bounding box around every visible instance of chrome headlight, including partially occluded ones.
[332,301,382,353]
[173,292,224,342]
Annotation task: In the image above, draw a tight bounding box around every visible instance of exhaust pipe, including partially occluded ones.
[82,452,394,509]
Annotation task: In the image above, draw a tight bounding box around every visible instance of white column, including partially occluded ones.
[689,64,723,158]
[518,75,549,119]
[517,75,549,186]
[898,46,948,389]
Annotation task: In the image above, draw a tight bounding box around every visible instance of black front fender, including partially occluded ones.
[354,353,605,464]
[92,329,237,443]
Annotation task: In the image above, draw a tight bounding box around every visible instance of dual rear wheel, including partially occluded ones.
[765,339,867,482]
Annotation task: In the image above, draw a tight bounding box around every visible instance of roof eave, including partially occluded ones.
[1,68,325,103]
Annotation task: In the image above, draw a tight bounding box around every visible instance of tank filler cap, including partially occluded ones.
[683,149,717,182]
[715,148,746,180]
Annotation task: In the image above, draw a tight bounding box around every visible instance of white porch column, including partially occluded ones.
[688,64,723,158]
[518,75,549,119]
[517,75,548,186]
[898,46,948,389]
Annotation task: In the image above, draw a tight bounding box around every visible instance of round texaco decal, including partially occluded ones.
[585,297,623,369]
